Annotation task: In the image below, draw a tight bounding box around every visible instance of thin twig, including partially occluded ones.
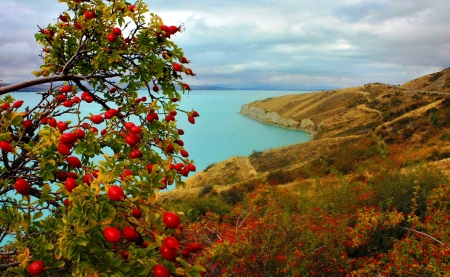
[401,227,446,246]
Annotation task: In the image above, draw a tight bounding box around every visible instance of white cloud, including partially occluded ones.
[1,0,450,89]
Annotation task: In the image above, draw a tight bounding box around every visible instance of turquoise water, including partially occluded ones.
[10,89,312,181]
[176,90,312,172]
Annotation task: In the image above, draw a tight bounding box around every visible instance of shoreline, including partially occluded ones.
[238,111,317,138]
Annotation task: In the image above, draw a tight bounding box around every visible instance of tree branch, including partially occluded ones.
[0,261,20,271]
[0,73,123,95]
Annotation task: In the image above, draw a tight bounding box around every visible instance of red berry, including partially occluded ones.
[84,95,94,103]
[163,237,179,250]
[60,85,72,93]
[161,25,170,33]
[180,149,189,157]
[120,169,133,180]
[23,120,33,129]
[181,249,190,258]
[186,68,195,76]
[112,27,121,35]
[172,62,182,72]
[182,83,191,91]
[28,260,45,276]
[168,25,178,34]
[75,129,86,139]
[84,10,95,20]
[153,265,170,277]
[57,121,68,132]
[188,163,196,172]
[56,171,67,182]
[60,133,78,145]
[63,100,74,107]
[187,242,204,253]
[65,177,77,192]
[188,116,195,124]
[175,139,184,146]
[108,185,125,201]
[66,156,82,168]
[160,244,177,261]
[152,85,159,92]
[132,207,142,218]
[130,125,141,134]
[48,118,57,127]
[129,149,142,159]
[107,33,116,42]
[82,173,92,185]
[57,143,71,156]
[121,250,129,260]
[13,100,24,108]
[57,94,67,102]
[177,129,184,135]
[124,122,135,130]
[1,103,10,110]
[125,135,137,146]
[59,14,68,22]
[123,226,138,241]
[0,141,13,152]
[166,143,174,154]
[67,172,78,179]
[63,198,70,207]
[91,115,104,124]
[14,179,30,195]
[163,212,180,229]
[129,5,135,12]
[181,57,189,64]
[104,227,121,243]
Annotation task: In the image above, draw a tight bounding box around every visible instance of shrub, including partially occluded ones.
[220,187,245,205]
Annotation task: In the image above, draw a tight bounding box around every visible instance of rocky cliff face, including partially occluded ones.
[240,104,316,132]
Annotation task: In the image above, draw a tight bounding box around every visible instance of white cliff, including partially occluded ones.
[240,104,316,134]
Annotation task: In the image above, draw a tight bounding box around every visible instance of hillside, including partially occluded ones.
[158,68,450,276]
[160,68,450,200]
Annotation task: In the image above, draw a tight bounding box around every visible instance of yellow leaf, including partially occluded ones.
[18,248,30,267]
[99,218,113,226]
[175,267,186,275]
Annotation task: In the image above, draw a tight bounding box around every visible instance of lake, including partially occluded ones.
[10,90,312,188]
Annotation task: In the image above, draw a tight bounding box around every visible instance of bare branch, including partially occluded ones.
[401,227,446,246]
[0,73,123,95]
[0,261,20,271]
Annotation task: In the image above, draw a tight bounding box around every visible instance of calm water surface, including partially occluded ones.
[11,90,312,185]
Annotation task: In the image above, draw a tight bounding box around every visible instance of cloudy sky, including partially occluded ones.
[1,0,450,90]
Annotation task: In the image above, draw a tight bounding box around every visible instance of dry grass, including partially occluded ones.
[163,68,450,200]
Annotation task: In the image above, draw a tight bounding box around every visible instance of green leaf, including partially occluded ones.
[74,234,89,246]
[53,260,65,268]
[42,242,54,250]
[10,114,23,126]
[33,211,43,221]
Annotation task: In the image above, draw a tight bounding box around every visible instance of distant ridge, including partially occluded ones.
[1,83,50,92]
[402,67,450,93]
[176,66,450,190]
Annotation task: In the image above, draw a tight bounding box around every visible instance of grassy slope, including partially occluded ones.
[162,68,450,200]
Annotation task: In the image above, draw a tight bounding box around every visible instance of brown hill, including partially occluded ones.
[402,67,450,93]
[163,68,450,200]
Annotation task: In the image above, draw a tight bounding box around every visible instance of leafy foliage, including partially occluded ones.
[190,164,450,276]
[0,0,203,276]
